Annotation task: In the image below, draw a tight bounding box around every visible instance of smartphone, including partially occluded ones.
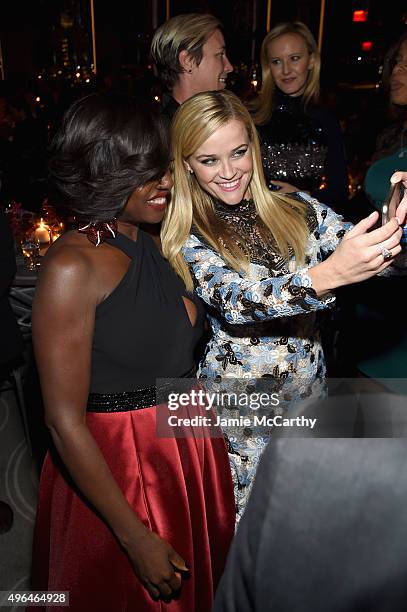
[382,179,407,248]
[381,180,404,226]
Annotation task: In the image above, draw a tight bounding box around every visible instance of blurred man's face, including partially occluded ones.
[189,29,233,94]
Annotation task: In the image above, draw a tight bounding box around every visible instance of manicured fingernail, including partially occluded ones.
[369,211,376,217]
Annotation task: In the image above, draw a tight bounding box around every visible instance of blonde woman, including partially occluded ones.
[252,22,347,210]
[162,90,406,517]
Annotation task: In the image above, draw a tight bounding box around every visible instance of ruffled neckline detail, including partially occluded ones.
[211,197,288,272]
[213,198,255,215]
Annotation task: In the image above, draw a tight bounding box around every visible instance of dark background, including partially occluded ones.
[1,1,405,87]
[1,0,406,212]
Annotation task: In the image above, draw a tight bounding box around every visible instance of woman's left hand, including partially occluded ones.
[269,180,301,193]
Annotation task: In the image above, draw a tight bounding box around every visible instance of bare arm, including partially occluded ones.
[32,245,187,599]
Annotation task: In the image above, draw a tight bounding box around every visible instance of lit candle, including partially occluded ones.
[34,219,51,244]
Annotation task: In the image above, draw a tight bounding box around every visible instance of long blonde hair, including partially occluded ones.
[252,21,321,126]
[161,90,310,292]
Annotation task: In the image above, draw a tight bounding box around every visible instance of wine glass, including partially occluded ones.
[21,240,40,271]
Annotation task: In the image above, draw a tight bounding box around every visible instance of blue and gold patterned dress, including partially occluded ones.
[182,193,352,518]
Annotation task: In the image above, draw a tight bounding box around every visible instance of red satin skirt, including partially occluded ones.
[29,407,235,612]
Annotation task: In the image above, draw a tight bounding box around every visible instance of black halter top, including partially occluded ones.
[89,230,204,393]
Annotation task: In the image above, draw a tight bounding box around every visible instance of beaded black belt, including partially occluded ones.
[87,367,197,413]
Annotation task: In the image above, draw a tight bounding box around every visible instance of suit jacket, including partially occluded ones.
[215,436,407,612]
[160,92,180,123]
[0,209,23,368]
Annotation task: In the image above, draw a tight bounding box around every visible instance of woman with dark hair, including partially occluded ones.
[252,22,348,211]
[350,33,407,387]
[365,31,407,208]
[29,93,234,612]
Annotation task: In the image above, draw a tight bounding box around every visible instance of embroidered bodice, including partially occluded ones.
[212,198,288,271]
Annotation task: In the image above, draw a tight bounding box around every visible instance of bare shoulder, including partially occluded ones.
[33,230,107,315]
[38,231,96,289]
[34,230,131,318]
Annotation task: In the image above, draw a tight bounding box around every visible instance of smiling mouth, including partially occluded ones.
[146,195,168,209]
[216,179,241,192]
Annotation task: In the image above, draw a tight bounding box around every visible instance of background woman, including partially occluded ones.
[252,22,348,212]
[162,89,406,517]
[348,32,407,388]
[365,32,407,208]
[29,93,234,611]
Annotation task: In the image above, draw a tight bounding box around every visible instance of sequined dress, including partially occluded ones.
[182,194,352,518]
[258,92,348,209]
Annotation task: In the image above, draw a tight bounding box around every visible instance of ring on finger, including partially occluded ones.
[379,246,393,262]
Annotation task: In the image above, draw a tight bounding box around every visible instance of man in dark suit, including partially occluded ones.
[0,208,23,377]
[0,207,23,534]
[215,437,407,612]
[151,13,233,121]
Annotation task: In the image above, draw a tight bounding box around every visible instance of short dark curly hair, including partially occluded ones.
[48,93,170,221]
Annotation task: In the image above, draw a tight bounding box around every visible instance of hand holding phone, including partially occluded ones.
[382,179,407,249]
[382,180,404,225]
